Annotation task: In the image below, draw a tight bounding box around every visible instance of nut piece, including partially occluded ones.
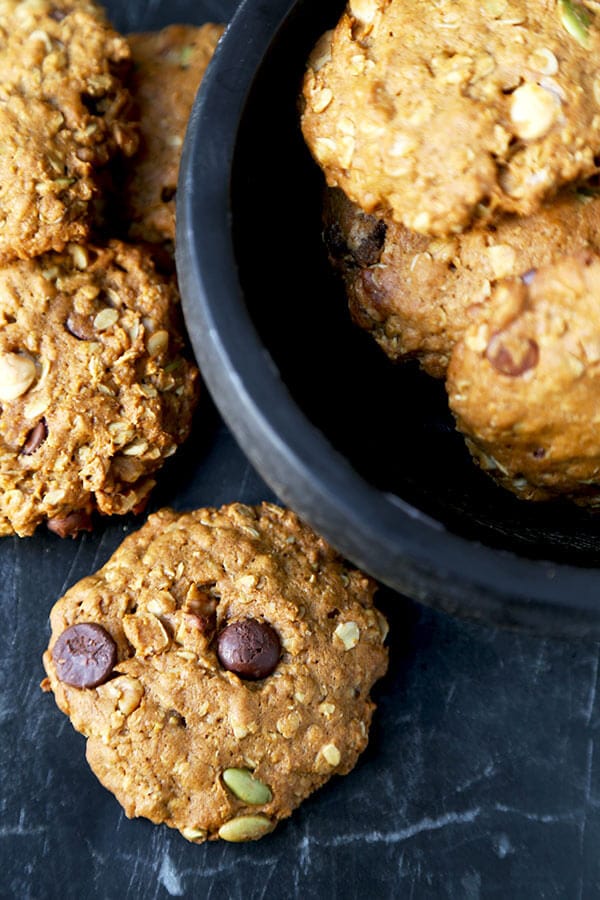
[0,352,37,401]
[321,743,341,767]
[109,675,144,716]
[222,768,273,805]
[509,83,559,141]
[334,621,360,650]
[349,0,382,25]
[218,815,275,842]
[122,612,170,656]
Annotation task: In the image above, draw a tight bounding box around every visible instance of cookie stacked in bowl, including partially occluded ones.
[301,0,600,507]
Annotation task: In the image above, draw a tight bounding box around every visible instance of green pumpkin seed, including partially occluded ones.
[558,0,592,46]
[222,768,273,805]
[218,815,275,842]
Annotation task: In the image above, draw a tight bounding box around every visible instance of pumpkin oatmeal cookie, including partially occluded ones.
[0,0,137,262]
[0,240,198,537]
[447,253,600,504]
[124,23,225,246]
[42,503,388,842]
[303,0,600,236]
[324,184,600,377]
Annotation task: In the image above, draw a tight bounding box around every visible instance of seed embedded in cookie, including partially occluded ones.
[42,503,388,842]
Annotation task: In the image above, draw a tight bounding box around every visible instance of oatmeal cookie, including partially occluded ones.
[447,253,600,504]
[303,0,600,236]
[325,185,600,377]
[124,23,225,245]
[42,503,389,842]
[0,240,199,537]
[0,0,138,262]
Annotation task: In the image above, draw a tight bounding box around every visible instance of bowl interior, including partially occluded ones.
[231,0,600,569]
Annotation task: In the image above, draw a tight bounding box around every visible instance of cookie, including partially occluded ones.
[447,253,600,504]
[0,0,138,263]
[325,185,600,377]
[302,0,600,237]
[0,240,199,537]
[124,24,225,246]
[42,503,388,842]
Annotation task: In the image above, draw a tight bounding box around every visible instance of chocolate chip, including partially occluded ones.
[49,8,67,21]
[22,419,47,455]
[532,447,546,459]
[354,219,387,268]
[66,312,95,341]
[47,510,93,538]
[161,186,177,203]
[216,618,281,680]
[52,623,117,688]
[360,268,387,305]
[485,333,539,377]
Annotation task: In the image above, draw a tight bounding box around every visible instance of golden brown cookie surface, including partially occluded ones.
[0,0,137,262]
[325,186,600,377]
[42,503,389,842]
[303,0,600,236]
[124,23,225,245]
[0,240,199,536]
[447,253,600,504]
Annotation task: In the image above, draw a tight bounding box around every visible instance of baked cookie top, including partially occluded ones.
[325,185,600,377]
[0,240,198,537]
[42,503,389,842]
[0,0,138,263]
[303,0,600,236]
[124,23,225,245]
[447,253,600,504]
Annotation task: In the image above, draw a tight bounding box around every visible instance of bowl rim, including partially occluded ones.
[176,0,600,637]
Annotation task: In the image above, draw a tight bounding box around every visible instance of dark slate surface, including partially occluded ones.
[2,1,600,898]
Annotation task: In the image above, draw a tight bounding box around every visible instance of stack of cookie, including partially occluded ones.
[30,2,390,846]
[301,0,600,506]
[0,1,226,537]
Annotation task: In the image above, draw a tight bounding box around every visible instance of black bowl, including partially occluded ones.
[177,0,600,638]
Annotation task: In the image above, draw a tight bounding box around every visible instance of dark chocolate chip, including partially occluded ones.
[216,618,281,680]
[360,268,388,305]
[485,333,539,377]
[161,186,177,203]
[22,419,47,455]
[532,447,546,459]
[52,623,117,688]
[49,8,67,21]
[66,312,96,341]
[47,510,93,538]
